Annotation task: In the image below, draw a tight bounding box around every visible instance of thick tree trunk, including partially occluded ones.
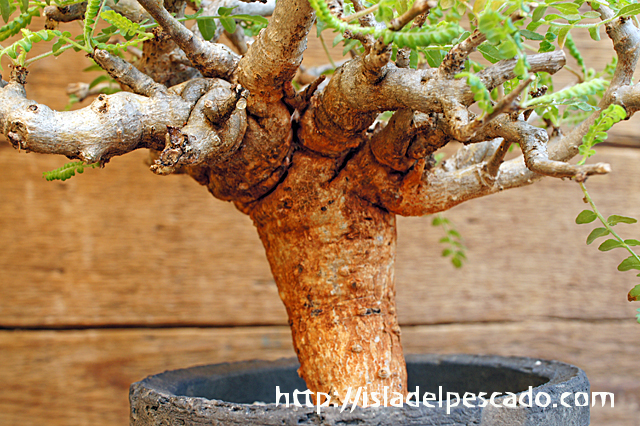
[251,148,407,404]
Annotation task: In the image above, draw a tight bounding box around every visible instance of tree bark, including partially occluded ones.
[250,149,406,404]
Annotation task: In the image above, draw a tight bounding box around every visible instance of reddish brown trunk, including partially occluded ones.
[250,148,407,404]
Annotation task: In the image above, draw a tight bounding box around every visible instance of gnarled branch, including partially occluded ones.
[137,0,240,79]
[299,51,565,156]
[0,79,196,163]
[236,0,315,107]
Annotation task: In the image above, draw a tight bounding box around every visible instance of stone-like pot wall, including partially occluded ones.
[130,354,590,425]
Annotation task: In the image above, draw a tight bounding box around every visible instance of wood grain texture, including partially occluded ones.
[1,13,640,426]
[1,145,639,326]
[1,322,638,426]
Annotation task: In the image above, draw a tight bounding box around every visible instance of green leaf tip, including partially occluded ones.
[618,256,640,272]
[607,215,638,226]
[628,285,640,302]
[586,227,609,245]
[575,209,597,224]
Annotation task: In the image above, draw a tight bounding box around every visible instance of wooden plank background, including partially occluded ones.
[1,16,640,426]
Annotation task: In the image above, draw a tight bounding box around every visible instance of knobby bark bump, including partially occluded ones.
[2,0,640,406]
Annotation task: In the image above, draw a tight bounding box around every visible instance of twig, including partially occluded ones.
[349,0,377,27]
[484,139,511,177]
[452,75,534,141]
[92,49,167,97]
[388,0,437,31]
[342,4,379,23]
[136,0,240,79]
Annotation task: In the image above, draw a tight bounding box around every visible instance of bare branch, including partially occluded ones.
[44,3,87,27]
[348,0,377,28]
[438,29,485,78]
[44,0,151,27]
[370,110,449,171]
[299,52,565,156]
[92,49,167,97]
[615,83,640,116]
[439,10,524,78]
[388,0,436,31]
[476,51,566,97]
[67,81,116,102]
[482,118,610,179]
[362,39,392,81]
[370,110,421,171]
[194,0,275,43]
[150,81,249,175]
[295,62,345,86]
[446,75,534,142]
[136,27,202,88]
[236,0,315,107]
[137,0,240,79]
[199,0,275,17]
[0,80,197,163]
[225,25,249,55]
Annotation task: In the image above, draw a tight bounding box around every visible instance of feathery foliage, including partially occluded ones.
[42,162,99,182]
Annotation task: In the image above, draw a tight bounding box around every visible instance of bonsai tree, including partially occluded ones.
[2,0,640,405]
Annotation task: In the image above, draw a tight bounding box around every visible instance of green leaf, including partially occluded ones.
[524,78,606,108]
[586,227,610,245]
[581,11,601,19]
[101,10,144,37]
[598,239,625,251]
[519,29,545,41]
[473,0,488,15]
[440,0,455,9]
[442,248,452,257]
[0,0,10,23]
[588,25,600,41]
[618,256,640,272]
[532,5,547,22]
[52,38,66,55]
[342,38,359,56]
[624,239,640,246]
[409,48,418,69]
[217,6,237,16]
[333,33,344,47]
[230,14,268,25]
[19,0,28,13]
[451,256,463,268]
[88,74,113,88]
[424,49,443,67]
[477,43,501,63]
[576,209,597,224]
[544,13,563,21]
[628,284,640,302]
[551,2,579,15]
[619,4,640,17]
[608,215,638,226]
[448,229,461,238]
[184,8,203,19]
[197,17,216,41]
[557,26,572,48]
[220,16,236,34]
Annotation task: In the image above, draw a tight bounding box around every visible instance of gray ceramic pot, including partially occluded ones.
[130,354,590,425]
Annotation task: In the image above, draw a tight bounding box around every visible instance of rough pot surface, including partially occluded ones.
[129,354,590,425]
